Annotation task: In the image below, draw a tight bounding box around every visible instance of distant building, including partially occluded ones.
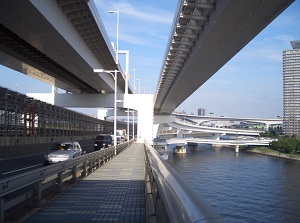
[283,40,300,136]
[198,108,206,116]
[208,112,215,117]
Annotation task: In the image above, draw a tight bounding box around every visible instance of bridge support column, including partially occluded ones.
[173,145,186,154]
[235,145,239,153]
[177,130,183,138]
[264,124,269,131]
[213,133,222,140]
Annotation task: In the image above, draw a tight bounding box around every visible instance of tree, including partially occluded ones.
[270,136,300,154]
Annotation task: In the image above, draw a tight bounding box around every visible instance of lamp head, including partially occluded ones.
[93,69,104,73]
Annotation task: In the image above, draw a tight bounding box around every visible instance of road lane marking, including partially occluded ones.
[3,163,43,175]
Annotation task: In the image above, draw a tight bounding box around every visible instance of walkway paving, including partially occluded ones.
[23,143,146,223]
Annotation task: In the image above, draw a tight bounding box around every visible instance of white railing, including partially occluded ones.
[144,140,225,223]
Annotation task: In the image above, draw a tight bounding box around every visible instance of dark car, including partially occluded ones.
[94,134,113,150]
[44,141,83,165]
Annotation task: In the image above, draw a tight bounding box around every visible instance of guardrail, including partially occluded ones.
[0,140,132,222]
[144,140,225,223]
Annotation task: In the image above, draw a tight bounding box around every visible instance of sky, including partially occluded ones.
[0,0,299,118]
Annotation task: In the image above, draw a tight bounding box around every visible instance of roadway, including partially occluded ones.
[171,119,263,136]
[0,143,95,179]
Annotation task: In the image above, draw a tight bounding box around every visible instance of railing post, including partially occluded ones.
[88,158,93,173]
[55,171,64,192]
[92,158,96,170]
[81,161,87,177]
[99,153,103,166]
[71,166,78,182]
[104,151,107,163]
[145,162,156,223]
[1,196,4,223]
[96,156,100,168]
[33,181,46,207]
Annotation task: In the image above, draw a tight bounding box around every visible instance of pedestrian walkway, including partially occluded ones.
[23,143,146,223]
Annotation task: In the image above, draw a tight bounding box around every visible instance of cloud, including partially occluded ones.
[119,33,151,46]
[274,34,294,42]
[118,25,169,47]
[117,3,173,24]
[95,0,173,47]
[239,44,283,62]
[96,0,173,24]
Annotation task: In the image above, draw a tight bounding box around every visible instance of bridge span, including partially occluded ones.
[175,113,283,126]
[154,0,294,115]
[154,114,264,140]
[0,0,130,94]
[0,142,224,223]
[169,119,262,135]
[167,137,273,153]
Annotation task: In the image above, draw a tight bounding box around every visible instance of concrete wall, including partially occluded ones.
[123,94,154,143]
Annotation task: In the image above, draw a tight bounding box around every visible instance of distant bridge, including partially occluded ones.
[174,113,283,126]
[155,114,264,138]
[167,137,273,153]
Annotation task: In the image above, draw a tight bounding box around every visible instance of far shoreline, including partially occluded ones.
[246,147,300,161]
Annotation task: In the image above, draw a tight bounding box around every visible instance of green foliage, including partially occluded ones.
[270,136,300,154]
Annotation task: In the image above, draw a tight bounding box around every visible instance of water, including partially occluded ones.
[166,144,300,223]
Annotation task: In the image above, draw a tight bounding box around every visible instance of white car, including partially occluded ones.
[44,141,83,165]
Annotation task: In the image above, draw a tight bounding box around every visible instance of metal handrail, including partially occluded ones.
[0,140,132,222]
[144,140,225,223]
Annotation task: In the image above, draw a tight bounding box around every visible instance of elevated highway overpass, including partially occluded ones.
[175,113,283,126]
[169,119,262,136]
[168,137,272,147]
[0,0,131,95]
[154,113,281,140]
[0,0,295,119]
[167,137,273,153]
[154,0,294,115]
[0,0,294,141]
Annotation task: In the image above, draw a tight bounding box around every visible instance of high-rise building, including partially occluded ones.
[198,108,206,116]
[283,40,300,136]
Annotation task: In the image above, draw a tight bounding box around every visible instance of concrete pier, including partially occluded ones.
[173,145,186,154]
[235,145,240,153]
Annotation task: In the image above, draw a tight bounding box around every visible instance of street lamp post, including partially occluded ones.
[93,69,118,155]
[126,110,135,141]
[132,110,135,140]
[136,79,140,94]
[109,10,119,64]
[127,107,129,145]
[132,68,136,94]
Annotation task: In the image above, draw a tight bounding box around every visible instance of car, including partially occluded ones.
[94,134,113,150]
[116,136,124,144]
[44,141,83,165]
